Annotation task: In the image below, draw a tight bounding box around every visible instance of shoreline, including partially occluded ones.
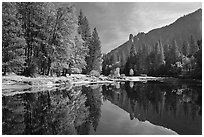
[2,74,201,96]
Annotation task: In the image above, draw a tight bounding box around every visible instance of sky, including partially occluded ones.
[73,2,202,53]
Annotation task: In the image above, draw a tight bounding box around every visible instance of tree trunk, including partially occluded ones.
[46,57,51,76]
[3,66,7,76]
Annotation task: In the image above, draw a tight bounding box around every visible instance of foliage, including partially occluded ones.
[129,69,134,76]
[71,67,82,74]
[89,70,100,77]
[2,2,26,75]
[3,3,100,77]
[86,28,102,73]
[189,35,199,56]
[103,37,201,79]
[70,35,88,70]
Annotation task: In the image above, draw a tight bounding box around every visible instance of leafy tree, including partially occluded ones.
[70,35,88,71]
[2,2,26,75]
[16,2,57,76]
[16,3,78,76]
[129,69,134,76]
[48,4,78,76]
[3,3,101,77]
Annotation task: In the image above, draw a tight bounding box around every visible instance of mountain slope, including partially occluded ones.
[104,9,202,70]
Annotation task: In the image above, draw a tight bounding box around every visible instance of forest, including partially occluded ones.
[102,34,202,79]
[2,2,102,77]
[2,2,202,80]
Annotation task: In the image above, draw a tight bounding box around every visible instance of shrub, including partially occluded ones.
[120,74,126,78]
[71,68,82,74]
[90,70,100,77]
[129,69,134,76]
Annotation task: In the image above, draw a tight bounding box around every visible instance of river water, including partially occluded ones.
[2,80,202,135]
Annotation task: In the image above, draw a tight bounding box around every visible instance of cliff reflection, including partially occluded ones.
[102,81,202,135]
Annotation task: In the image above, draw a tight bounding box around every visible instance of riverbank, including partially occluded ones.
[2,74,115,96]
[2,74,201,96]
[2,74,162,89]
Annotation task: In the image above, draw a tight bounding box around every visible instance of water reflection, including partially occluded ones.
[76,85,103,135]
[2,81,202,135]
[102,81,202,135]
[2,86,102,135]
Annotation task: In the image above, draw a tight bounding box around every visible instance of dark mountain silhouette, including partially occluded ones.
[104,9,202,70]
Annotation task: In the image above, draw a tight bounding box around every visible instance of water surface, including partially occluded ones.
[2,81,202,135]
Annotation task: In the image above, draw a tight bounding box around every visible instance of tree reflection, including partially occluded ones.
[2,86,90,135]
[77,85,103,135]
[2,84,103,135]
[102,81,202,135]
[2,81,201,135]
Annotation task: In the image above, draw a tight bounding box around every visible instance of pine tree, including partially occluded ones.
[81,17,92,41]
[189,35,199,56]
[88,28,102,73]
[182,40,190,56]
[77,10,92,73]
[170,40,180,64]
[125,44,137,75]
[130,44,137,58]
[163,42,172,70]
[78,9,84,35]
[70,35,88,71]
[158,40,165,65]
[146,41,165,75]
[2,2,26,75]
[140,44,149,73]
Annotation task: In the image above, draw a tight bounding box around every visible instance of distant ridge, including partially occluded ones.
[105,9,202,68]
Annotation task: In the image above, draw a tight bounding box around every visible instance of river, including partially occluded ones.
[2,80,202,135]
